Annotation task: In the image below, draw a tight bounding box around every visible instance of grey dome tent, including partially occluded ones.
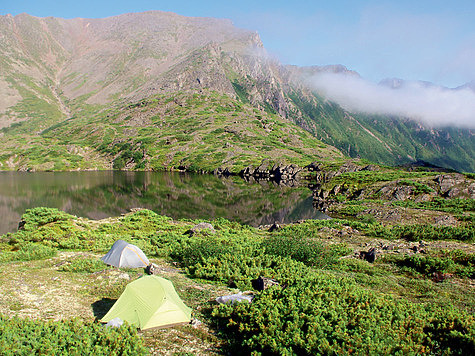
[101,240,149,268]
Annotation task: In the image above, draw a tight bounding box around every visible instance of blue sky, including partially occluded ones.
[2,0,475,87]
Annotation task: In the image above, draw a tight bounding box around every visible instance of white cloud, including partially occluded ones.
[307,72,475,128]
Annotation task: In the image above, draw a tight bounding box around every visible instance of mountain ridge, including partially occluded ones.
[0,11,473,172]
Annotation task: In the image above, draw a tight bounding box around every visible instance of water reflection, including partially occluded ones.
[0,171,326,235]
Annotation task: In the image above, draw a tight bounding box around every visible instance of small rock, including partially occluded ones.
[432,272,453,283]
[18,220,26,230]
[268,222,281,232]
[191,319,202,328]
[145,263,160,275]
[105,317,124,328]
[434,215,457,226]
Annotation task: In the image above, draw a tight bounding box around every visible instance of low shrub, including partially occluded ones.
[0,243,57,263]
[336,204,368,216]
[178,238,234,267]
[19,207,74,231]
[187,253,312,289]
[60,257,107,273]
[5,209,182,254]
[398,179,434,194]
[263,234,351,267]
[390,224,474,242]
[212,274,475,355]
[396,254,458,276]
[390,250,475,279]
[335,258,390,277]
[393,197,475,214]
[0,315,147,355]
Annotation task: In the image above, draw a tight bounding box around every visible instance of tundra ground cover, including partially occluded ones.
[0,207,473,354]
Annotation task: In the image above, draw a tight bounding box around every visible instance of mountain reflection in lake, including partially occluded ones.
[0,171,327,235]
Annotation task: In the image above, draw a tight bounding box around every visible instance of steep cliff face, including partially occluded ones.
[0,11,473,172]
[228,62,475,172]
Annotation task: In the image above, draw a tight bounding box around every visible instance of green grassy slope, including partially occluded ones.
[285,90,475,172]
[0,91,343,172]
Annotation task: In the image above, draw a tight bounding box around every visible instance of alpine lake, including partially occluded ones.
[0,171,327,235]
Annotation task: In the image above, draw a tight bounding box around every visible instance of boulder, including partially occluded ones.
[252,277,279,291]
[18,220,26,231]
[446,187,460,198]
[377,185,413,201]
[186,222,216,236]
[393,186,414,201]
[468,183,475,199]
[268,222,281,232]
[361,165,379,171]
[306,161,323,172]
[216,293,253,304]
[241,162,304,185]
[432,272,453,283]
[433,215,457,226]
[414,193,433,202]
[214,167,232,176]
[434,174,465,195]
[359,248,376,263]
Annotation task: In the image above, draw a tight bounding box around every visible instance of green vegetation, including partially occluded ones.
[1,76,64,136]
[388,224,474,242]
[398,179,434,194]
[18,207,74,231]
[0,316,147,355]
[60,257,109,273]
[213,274,474,355]
[1,12,474,176]
[0,243,57,263]
[263,227,352,267]
[388,250,474,279]
[316,165,475,246]
[393,197,475,214]
[0,91,342,173]
[0,135,108,171]
[1,15,473,353]
[330,170,436,188]
[1,207,473,354]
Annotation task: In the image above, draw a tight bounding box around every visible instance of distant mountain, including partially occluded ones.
[380,77,475,92]
[456,80,475,92]
[0,11,473,172]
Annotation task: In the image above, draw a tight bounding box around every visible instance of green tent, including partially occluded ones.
[101,275,191,330]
